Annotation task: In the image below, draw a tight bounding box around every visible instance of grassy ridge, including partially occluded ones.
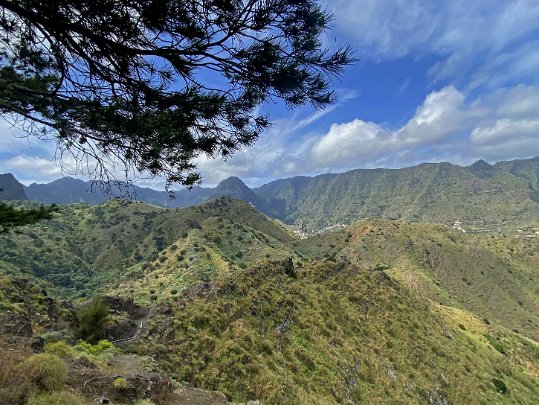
[294,219,539,341]
[133,259,539,404]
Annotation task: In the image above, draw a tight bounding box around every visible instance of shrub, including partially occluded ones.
[28,391,90,405]
[112,377,129,389]
[76,340,114,355]
[0,352,31,404]
[41,330,63,342]
[44,341,75,358]
[22,353,67,392]
[77,296,109,344]
[492,378,508,393]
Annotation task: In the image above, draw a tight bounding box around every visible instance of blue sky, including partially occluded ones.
[2,0,539,188]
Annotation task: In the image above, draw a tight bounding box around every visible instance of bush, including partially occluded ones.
[76,339,114,355]
[44,341,75,358]
[28,391,90,405]
[77,296,109,344]
[492,378,508,393]
[112,377,129,389]
[22,353,67,392]
[0,352,31,404]
[41,330,63,342]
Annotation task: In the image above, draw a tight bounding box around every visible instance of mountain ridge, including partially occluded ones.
[4,155,539,231]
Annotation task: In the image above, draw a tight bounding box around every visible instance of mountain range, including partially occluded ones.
[3,156,539,232]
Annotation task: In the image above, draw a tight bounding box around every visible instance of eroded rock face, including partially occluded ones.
[105,318,139,342]
[0,312,33,337]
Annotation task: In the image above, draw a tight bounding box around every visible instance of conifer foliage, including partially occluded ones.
[0,0,353,188]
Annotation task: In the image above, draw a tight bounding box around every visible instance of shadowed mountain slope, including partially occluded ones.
[0,173,27,200]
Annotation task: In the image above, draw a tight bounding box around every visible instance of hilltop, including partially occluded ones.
[0,173,28,200]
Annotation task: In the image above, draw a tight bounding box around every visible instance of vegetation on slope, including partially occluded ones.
[1,197,538,404]
[256,157,539,231]
[132,259,539,404]
[0,197,295,298]
[292,218,539,341]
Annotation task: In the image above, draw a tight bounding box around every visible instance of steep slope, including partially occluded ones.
[211,176,272,214]
[256,157,539,231]
[296,219,539,341]
[131,259,539,404]
[0,173,28,200]
[0,197,295,298]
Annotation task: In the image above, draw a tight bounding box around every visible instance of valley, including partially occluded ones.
[0,196,538,404]
[5,156,539,234]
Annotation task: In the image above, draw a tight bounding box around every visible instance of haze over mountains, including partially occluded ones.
[4,156,539,232]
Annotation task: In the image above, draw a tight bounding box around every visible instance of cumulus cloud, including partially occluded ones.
[305,85,539,173]
[471,118,539,146]
[308,86,468,170]
[2,155,62,180]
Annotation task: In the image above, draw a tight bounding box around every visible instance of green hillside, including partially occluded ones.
[306,219,539,341]
[0,197,295,298]
[256,157,539,231]
[131,259,539,404]
[0,198,538,404]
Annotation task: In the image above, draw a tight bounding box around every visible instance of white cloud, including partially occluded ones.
[327,0,539,60]
[471,118,539,146]
[2,155,62,178]
[309,86,469,170]
[306,84,539,172]
[324,0,539,86]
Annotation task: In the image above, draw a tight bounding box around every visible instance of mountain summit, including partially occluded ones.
[213,176,269,213]
[0,173,28,200]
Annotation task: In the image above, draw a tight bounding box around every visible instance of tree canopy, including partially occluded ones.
[0,0,353,189]
[0,201,57,233]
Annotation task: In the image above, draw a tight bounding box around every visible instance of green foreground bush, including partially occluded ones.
[28,390,90,405]
[22,353,68,392]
